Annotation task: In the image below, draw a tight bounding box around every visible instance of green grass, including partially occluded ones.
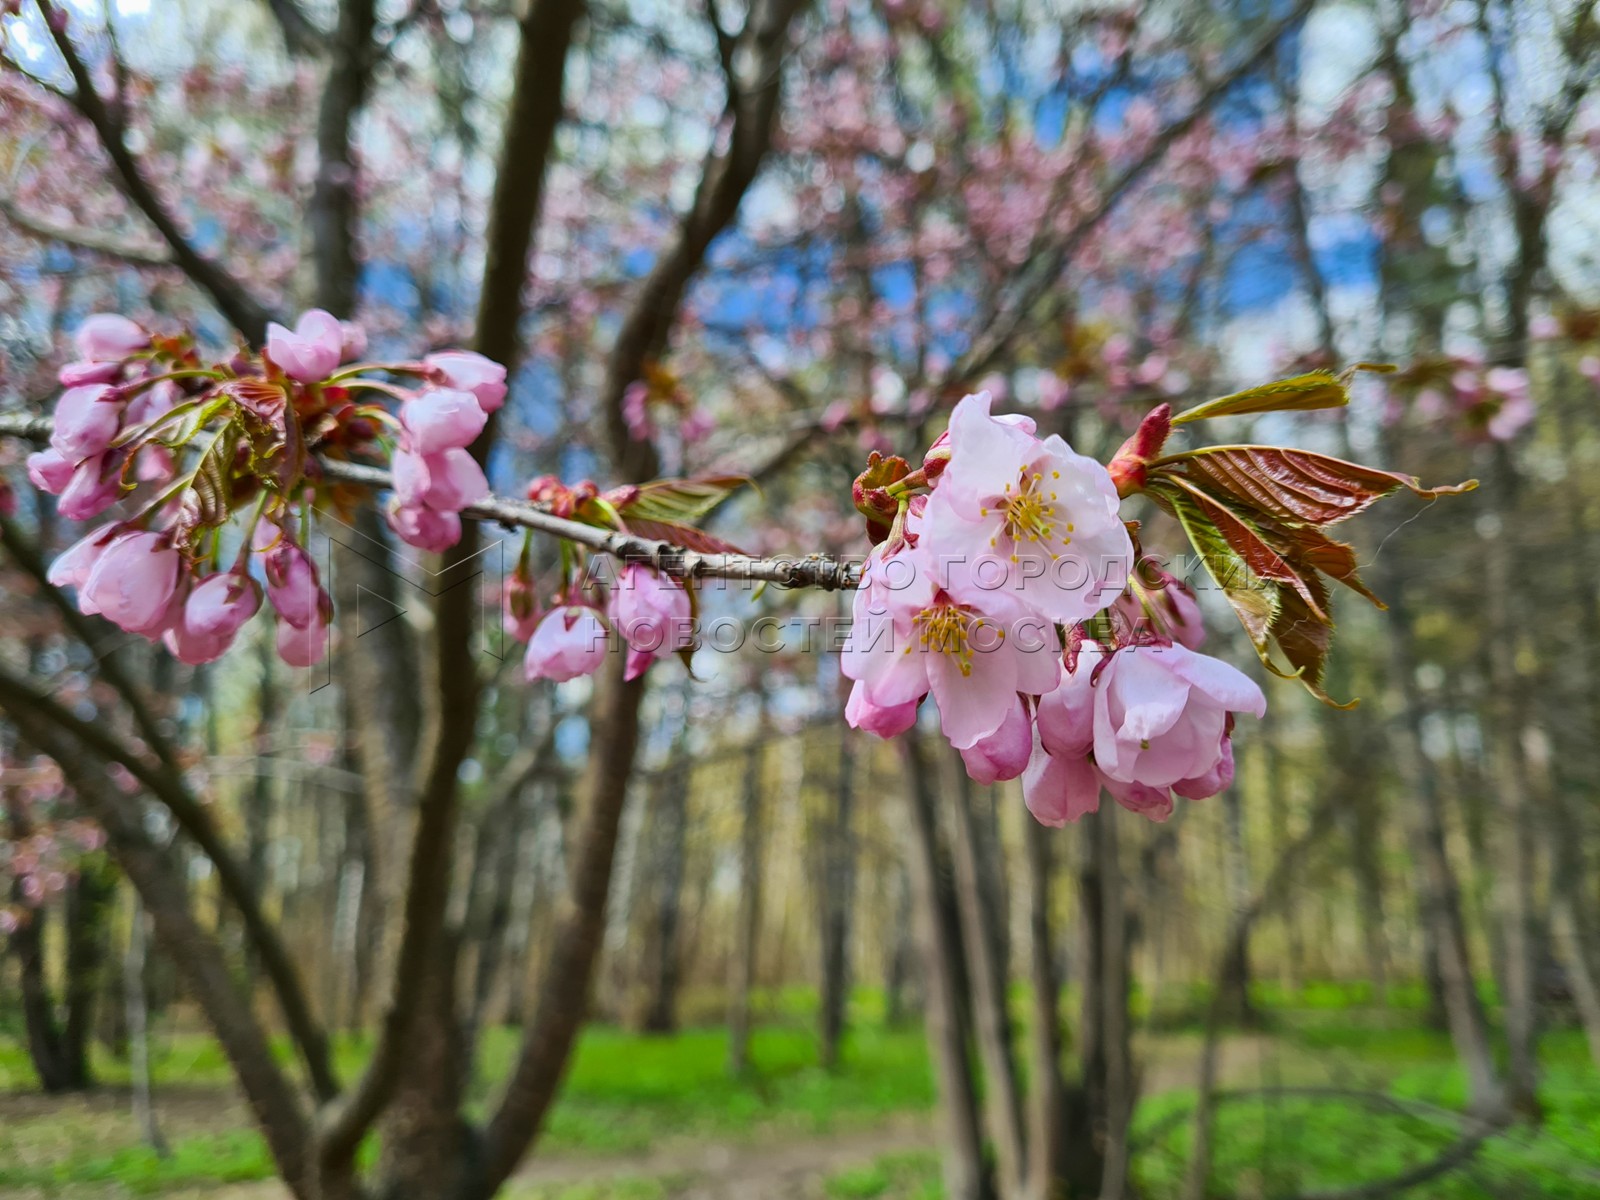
[0,1009,933,1195]
[3,997,1597,1199]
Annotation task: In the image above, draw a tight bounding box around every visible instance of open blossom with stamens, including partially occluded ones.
[843,542,1061,749]
[921,392,1132,625]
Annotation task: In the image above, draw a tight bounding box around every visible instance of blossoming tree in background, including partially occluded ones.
[1,0,1596,1198]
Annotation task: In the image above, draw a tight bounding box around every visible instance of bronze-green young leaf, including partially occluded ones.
[1156,444,1476,526]
[622,475,754,524]
[1170,370,1352,425]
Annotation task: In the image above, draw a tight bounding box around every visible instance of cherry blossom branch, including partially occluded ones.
[0,195,173,268]
[0,411,860,588]
[35,1,278,343]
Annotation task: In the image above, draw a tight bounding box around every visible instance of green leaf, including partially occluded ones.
[1148,481,1277,660]
[1171,371,1352,425]
[623,476,754,524]
[189,424,239,527]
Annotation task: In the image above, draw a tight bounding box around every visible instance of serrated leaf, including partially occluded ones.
[189,425,238,527]
[1163,475,1329,621]
[1171,371,1350,425]
[1269,576,1355,708]
[622,516,749,556]
[1162,445,1477,525]
[1149,481,1276,659]
[623,476,753,524]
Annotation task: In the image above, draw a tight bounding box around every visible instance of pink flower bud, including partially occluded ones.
[81,529,181,633]
[47,526,118,590]
[264,542,322,629]
[386,501,462,552]
[58,360,123,387]
[56,454,123,520]
[844,680,920,738]
[609,565,692,677]
[400,388,488,454]
[27,448,75,493]
[503,569,541,642]
[266,309,344,383]
[958,697,1033,784]
[418,448,488,511]
[51,385,122,463]
[523,605,609,682]
[425,350,507,413]
[276,614,330,667]
[184,571,263,640]
[74,314,149,362]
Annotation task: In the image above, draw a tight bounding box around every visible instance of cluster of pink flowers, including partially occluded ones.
[29,310,507,668]
[501,482,694,685]
[0,754,104,936]
[842,392,1265,825]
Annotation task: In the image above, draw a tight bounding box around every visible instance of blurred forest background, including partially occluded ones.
[2,0,1600,1198]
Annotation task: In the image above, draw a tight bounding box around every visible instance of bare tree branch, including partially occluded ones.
[0,624,338,1103]
[0,195,172,267]
[600,0,808,481]
[948,0,1315,388]
[263,0,328,57]
[36,1,277,343]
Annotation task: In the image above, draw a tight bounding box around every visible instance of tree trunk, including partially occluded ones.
[124,895,168,1156]
[900,735,989,1200]
[61,861,114,1088]
[817,727,858,1070]
[1216,785,1258,1026]
[728,737,766,1076]
[884,862,914,1027]
[947,755,1026,1197]
[641,753,689,1035]
[1022,818,1070,1200]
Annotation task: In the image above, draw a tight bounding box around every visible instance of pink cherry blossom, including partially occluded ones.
[400,388,489,454]
[80,529,180,633]
[50,385,123,463]
[921,392,1132,624]
[844,679,921,737]
[264,541,323,629]
[1091,643,1263,789]
[502,570,542,642]
[183,571,263,640]
[276,614,330,668]
[524,605,610,682]
[58,360,123,387]
[27,448,75,493]
[958,696,1033,784]
[266,309,344,383]
[386,501,463,552]
[56,454,123,520]
[74,314,148,361]
[426,351,507,413]
[1114,570,1206,649]
[47,526,118,590]
[842,543,1061,749]
[609,565,693,680]
[393,446,488,512]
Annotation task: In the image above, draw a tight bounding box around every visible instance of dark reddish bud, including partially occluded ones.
[1107,403,1172,498]
[852,451,910,545]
